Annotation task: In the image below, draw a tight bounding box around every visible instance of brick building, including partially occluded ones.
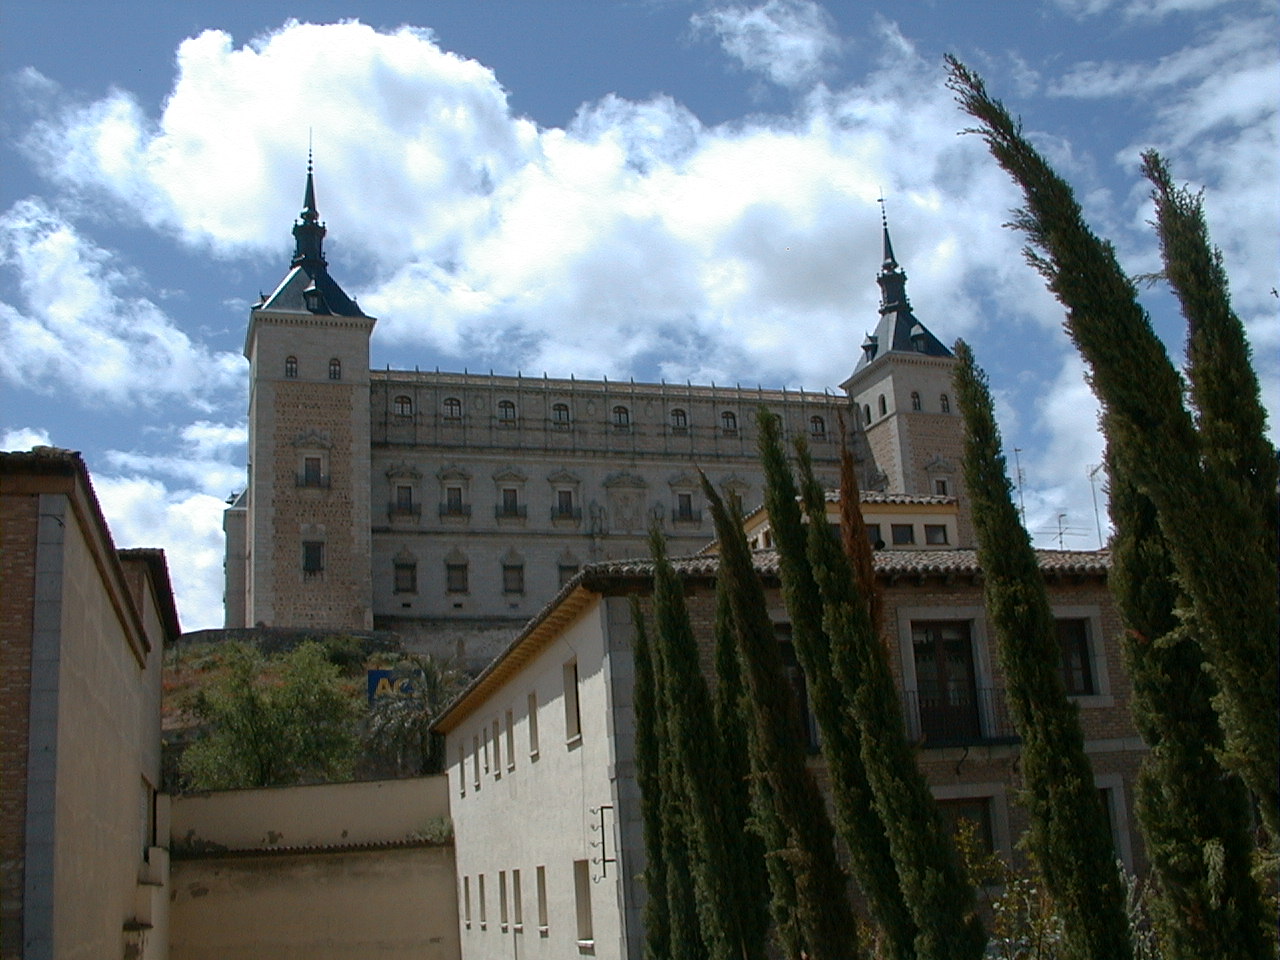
[1,449,180,960]
[223,169,967,668]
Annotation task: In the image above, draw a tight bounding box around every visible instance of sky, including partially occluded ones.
[2,0,1276,632]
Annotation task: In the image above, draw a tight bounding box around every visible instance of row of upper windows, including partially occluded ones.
[390,395,829,438]
[392,557,580,595]
[462,861,593,943]
[284,356,342,380]
[863,391,951,424]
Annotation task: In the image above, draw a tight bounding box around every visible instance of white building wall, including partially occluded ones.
[446,596,630,960]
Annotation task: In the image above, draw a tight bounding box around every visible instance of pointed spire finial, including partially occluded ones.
[292,148,326,267]
[877,193,898,270]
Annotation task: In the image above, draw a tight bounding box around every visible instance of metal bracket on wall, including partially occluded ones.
[589,804,616,880]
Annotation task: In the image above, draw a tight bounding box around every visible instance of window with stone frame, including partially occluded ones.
[302,541,325,576]
[393,561,417,594]
[285,355,298,378]
[891,523,915,545]
[937,796,994,855]
[502,562,525,595]
[911,390,922,411]
[924,523,949,545]
[328,357,342,380]
[552,402,571,428]
[442,484,467,516]
[670,408,688,434]
[809,415,826,438]
[393,395,413,417]
[720,410,738,435]
[940,393,951,413]
[446,561,469,594]
[497,399,517,425]
[443,397,463,420]
[1056,618,1096,695]
[612,405,631,429]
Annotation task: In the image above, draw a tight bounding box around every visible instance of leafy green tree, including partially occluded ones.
[1108,457,1274,960]
[701,475,862,960]
[757,408,918,960]
[366,653,462,775]
[794,437,985,960]
[952,340,1131,960]
[947,56,1278,841]
[181,641,360,789]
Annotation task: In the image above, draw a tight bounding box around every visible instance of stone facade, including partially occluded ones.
[226,177,969,671]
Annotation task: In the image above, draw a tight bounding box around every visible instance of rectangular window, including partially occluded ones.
[505,709,516,770]
[559,563,579,587]
[492,718,502,777]
[303,456,323,486]
[934,478,949,496]
[891,523,915,545]
[463,875,472,927]
[447,562,469,594]
[564,660,582,743]
[302,540,324,576]
[458,743,466,796]
[557,488,574,515]
[912,621,980,742]
[574,859,594,945]
[536,865,548,932]
[482,726,490,773]
[865,523,882,547]
[478,873,487,928]
[472,734,481,788]
[937,797,994,855]
[675,491,694,520]
[501,487,519,515]
[394,561,417,594]
[395,484,414,510]
[924,524,949,545]
[1057,619,1096,695]
[503,563,525,595]
[499,870,509,930]
[528,691,540,757]
[512,868,523,929]
[445,485,464,514]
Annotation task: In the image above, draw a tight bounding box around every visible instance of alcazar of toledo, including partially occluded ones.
[223,166,971,670]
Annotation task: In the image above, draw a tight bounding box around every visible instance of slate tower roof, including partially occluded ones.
[852,210,952,373]
[254,160,367,318]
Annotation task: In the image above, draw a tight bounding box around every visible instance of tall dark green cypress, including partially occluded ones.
[710,578,782,959]
[793,439,985,960]
[952,340,1131,960]
[947,57,1279,841]
[1107,456,1274,960]
[630,598,673,960]
[1141,150,1278,550]
[757,408,919,960]
[701,474,862,960]
[649,529,767,960]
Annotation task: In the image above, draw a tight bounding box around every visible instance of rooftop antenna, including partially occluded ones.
[1087,463,1106,549]
[1012,447,1028,525]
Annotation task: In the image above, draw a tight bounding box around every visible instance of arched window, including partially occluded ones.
[940,393,951,413]
[393,395,413,417]
[878,394,887,417]
[721,411,738,435]
[497,400,517,424]
[285,356,298,378]
[443,397,463,420]
[863,404,872,425]
[809,415,826,438]
[613,405,631,428]
[670,408,688,432]
[911,391,922,412]
[328,358,342,380]
[552,402,570,426]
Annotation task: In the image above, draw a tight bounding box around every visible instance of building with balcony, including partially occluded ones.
[434,546,1143,960]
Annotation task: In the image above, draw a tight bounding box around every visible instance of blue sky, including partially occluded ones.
[2,0,1276,630]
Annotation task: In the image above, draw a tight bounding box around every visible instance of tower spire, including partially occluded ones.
[876,197,908,313]
[292,151,326,267]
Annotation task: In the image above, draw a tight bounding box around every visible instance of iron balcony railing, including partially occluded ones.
[387,503,422,518]
[295,473,331,488]
[551,506,583,522]
[438,503,473,518]
[902,687,1018,747]
[495,504,528,519]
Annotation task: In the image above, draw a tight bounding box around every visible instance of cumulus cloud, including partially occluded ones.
[693,0,842,90]
[103,419,247,498]
[0,199,245,406]
[92,474,229,631]
[2,426,53,450]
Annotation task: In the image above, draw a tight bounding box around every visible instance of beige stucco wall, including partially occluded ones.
[168,778,458,960]
[446,596,629,960]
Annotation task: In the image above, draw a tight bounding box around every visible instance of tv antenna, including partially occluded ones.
[1086,463,1106,549]
[1012,447,1027,525]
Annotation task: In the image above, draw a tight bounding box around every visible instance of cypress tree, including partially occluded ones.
[793,438,986,960]
[757,408,919,960]
[649,529,767,960]
[701,474,862,960]
[1108,457,1274,960]
[952,340,1131,960]
[630,598,673,960]
[711,578,785,959]
[947,57,1279,841]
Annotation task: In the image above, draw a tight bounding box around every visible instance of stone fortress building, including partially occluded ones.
[223,168,968,665]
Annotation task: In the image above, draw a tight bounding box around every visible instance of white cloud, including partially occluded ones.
[693,0,842,90]
[2,426,53,450]
[1052,0,1248,19]
[92,473,229,632]
[0,199,245,406]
